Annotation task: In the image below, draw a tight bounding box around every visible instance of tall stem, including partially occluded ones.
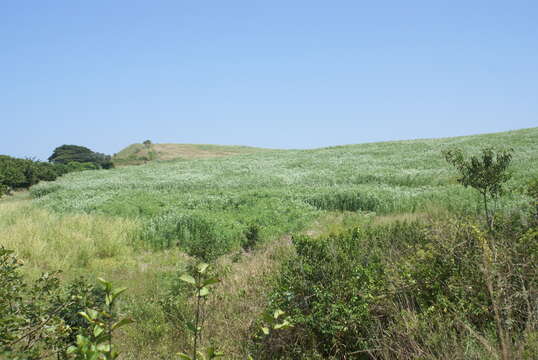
[193,275,201,360]
[483,192,492,232]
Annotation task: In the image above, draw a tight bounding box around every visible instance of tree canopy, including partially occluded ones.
[48,145,113,169]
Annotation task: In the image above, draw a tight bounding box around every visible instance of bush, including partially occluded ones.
[256,226,395,359]
[257,215,538,359]
[242,224,261,251]
[0,183,8,197]
[0,246,106,358]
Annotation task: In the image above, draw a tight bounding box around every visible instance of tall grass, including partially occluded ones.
[0,201,140,276]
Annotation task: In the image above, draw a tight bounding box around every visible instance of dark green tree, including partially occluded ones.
[48,145,113,169]
[443,147,513,231]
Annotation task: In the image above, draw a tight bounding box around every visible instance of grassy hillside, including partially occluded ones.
[113,142,269,165]
[3,127,538,359]
[31,127,538,259]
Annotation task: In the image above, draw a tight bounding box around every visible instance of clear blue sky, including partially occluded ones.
[2,1,537,160]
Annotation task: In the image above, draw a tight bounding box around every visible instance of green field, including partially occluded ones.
[31,127,538,258]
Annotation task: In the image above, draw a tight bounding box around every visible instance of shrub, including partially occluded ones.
[242,224,261,251]
[444,147,513,230]
[0,246,107,358]
[258,215,538,359]
[256,227,393,359]
[0,183,8,197]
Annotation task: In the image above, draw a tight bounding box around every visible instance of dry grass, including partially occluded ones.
[200,236,294,358]
[113,142,269,165]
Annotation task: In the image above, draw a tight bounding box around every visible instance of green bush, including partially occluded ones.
[0,246,106,359]
[256,226,394,359]
[258,215,538,359]
[0,183,8,197]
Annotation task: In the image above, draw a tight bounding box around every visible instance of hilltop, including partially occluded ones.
[113,142,270,165]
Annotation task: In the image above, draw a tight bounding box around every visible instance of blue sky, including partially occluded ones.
[1,1,537,160]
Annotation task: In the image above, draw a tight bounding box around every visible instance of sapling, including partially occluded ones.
[67,278,133,360]
[177,263,222,360]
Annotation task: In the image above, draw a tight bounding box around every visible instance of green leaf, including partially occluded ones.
[97,277,112,292]
[76,334,88,346]
[261,327,270,335]
[111,287,127,300]
[177,352,192,360]
[96,343,111,352]
[273,309,285,319]
[179,274,196,285]
[202,277,220,287]
[79,311,92,323]
[112,317,135,330]
[93,325,104,338]
[197,263,209,274]
[199,287,210,297]
[274,319,291,329]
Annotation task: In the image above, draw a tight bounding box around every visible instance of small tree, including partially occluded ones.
[443,147,513,231]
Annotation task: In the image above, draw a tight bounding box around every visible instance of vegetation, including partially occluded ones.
[0,246,107,358]
[49,145,114,169]
[0,155,64,195]
[1,127,537,359]
[31,128,538,259]
[112,142,269,166]
[444,147,513,230]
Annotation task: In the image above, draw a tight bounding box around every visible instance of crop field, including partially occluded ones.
[30,127,538,260]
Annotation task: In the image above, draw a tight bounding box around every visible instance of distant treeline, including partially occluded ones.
[0,145,113,196]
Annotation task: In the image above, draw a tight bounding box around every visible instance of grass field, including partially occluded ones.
[30,127,538,259]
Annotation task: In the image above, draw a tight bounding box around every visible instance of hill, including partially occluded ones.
[32,127,538,257]
[4,127,538,359]
[113,142,269,165]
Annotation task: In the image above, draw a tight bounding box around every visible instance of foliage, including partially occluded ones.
[0,246,106,359]
[242,224,261,251]
[443,147,513,230]
[32,128,538,256]
[0,183,8,196]
[260,215,538,359]
[257,227,392,359]
[0,154,107,195]
[176,262,222,360]
[67,278,133,360]
[48,145,114,169]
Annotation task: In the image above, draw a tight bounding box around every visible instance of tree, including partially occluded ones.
[443,147,513,231]
[48,145,114,169]
[48,145,96,164]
